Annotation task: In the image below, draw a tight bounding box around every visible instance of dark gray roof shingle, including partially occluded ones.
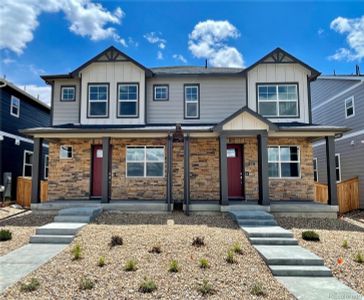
[150,66,244,75]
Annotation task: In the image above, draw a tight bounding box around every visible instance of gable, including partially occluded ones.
[222,111,270,130]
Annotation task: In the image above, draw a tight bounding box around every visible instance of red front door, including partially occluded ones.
[92,145,103,197]
[227,144,244,199]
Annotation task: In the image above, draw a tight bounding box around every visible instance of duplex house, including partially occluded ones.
[311,75,364,208]
[23,46,346,213]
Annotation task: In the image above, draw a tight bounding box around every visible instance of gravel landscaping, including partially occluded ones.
[1,212,293,299]
[277,216,364,295]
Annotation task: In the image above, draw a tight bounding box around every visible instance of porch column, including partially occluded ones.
[31,138,43,203]
[101,137,111,203]
[257,133,269,205]
[166,134,173,211]
[184,134,190,216]
[325,136,338,205]
[219,135,228,205]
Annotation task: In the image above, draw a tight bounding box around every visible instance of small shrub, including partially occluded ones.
[79,277,94,290]
[98,256,105,267]
[139,277,157,293]
[226,250,235,264]
[20,278,40,293]
[148,245,162,254]
[197,279,215,296]
[302,230,320,242]
[168,260,180,273]
[192,236,205,247]
[342,240,349,249]
[0,229,12,241]
[250,282,266,296]
[109,235,123,248]
[231,242,243,255]
[124,259,137,271]
[71,244,82,260]
[199,258,210,269]
[354,252,364,264]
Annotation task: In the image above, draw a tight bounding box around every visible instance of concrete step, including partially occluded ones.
[222,205,269,212]
[58,207,102,217]
[242,226,293,238]
[36,222,86,235]
[54,215,91,223]
[238,219,277,226]
[231,211,274,220]
[270,265,332,277]
[30,234,74,244]
[250,237,298,245]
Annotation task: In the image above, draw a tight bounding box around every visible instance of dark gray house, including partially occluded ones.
[311,75,364,208]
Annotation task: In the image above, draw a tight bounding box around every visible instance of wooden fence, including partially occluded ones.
[16,177,48,208]
[314,177,360,214]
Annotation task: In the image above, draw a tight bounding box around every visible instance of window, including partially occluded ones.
[126,146,164,177]
[60,145,73,159]
[184,84,199,119]
[345,96,355,118]
[268,146,300,178]
[61,86,75,101]
[23,150,33,177]
[258,84,298,117]
[153,85,169,101]
[335,154,341,182]
[10,96,20,117]
[44,155,49,179]
[88,84,108,117]
[118,83,138,117]
[313,158,318,182]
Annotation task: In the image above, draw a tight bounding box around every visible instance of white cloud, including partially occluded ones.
[144,32,166,49]
[188,20,244,68]
[16,84,52,106]
[172,54,187,64]
[317,28,324,36]
[329,15,364,61]
[0,0,125,54]
[2,58,15,65]
[157,51,163,60]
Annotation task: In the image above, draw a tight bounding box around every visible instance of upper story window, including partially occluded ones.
[88,84,108,118]
[10,96,20,118]
[268,146,300,178]
[118,83,139,117]
[345,96,355,118]
[60,145,73,159]
[184,84,199,119]
[153,85,169,101]
[61,86,76,101]
[126,146,164,177]
[313,158,318,182]
[258,84,298,118]
[23,150,33,177]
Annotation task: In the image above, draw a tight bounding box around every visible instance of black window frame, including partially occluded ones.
[60,85,76,102]
[153,84,169,101]
[117,82,139,118]
[10,95,20,118]
[184,83,200,119]
[87,83,109,118]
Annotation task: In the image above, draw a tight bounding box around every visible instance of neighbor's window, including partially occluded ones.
[126,146,164,177]
[61,86,75,101]
[313,158,318,182]
[60,145,73,159]
[44,155,49,179]
[258,84,298,117]
[88,84,108,117]
[268,146,300,178]
[118,83,138,117]
[10,96,20,117]
[184,84,199,119]
[23,150,33,177]
[335,154,341,182]
[153,85,169,101]
[345,96,355,118]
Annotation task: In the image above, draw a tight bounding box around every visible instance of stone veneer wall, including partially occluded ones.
[190,138,220,200]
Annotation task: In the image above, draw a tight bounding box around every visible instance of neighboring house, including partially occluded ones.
[311,75,364,208]
[23,46,346,212]
[0,78,50,200]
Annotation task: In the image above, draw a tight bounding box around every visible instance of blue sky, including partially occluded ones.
[0,1,363,105]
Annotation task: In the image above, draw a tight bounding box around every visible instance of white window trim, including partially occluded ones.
[344,96,355,119]
[61,86,76,101]
[125,145,165,178]
[313,157,318,182]
[268,145,301,179]
[184,85,199,119]
[257,84,299,117]
[60,145,73,160]
[88,84,108,117]
[118,83,139,117]
[335,153,341,183]
[154,85,168,101]
[23,150,33,177]
[10,96,20,118]
[44,154,49,179]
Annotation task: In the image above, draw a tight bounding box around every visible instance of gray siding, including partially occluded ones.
[146,76,246,124]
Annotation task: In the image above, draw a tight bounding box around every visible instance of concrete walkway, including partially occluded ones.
[0,206,102,293]
[231,211,363,300]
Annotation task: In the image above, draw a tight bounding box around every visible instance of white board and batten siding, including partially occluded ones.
[247,63,311,123]
[80,61,145,125]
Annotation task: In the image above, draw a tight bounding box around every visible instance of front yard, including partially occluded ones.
[1,212,293,299]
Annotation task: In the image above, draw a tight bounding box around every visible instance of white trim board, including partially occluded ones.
[313,129,364,147]
[0,130,49,148]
